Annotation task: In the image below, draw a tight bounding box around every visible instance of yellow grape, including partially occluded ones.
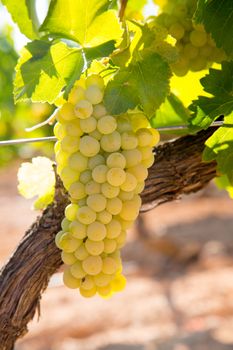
[63,269,81,289]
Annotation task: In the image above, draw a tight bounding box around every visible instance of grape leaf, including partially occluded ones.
[14,40,85,103]
[203,113,233,182]
[195,0,233,55]
[18,157,55,210]
[151,94,190,134]
[189,61,233,128]
[2,0,38,39]
[215,175,233,199]
[104,52,171,116]
[40,0,123,47]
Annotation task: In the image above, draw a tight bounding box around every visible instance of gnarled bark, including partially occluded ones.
[0,129,217,350]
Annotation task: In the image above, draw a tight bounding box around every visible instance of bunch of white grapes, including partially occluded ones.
[54,74,160,298]
[154,0,226,76]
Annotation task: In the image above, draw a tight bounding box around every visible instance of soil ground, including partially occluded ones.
[1,161,233,350]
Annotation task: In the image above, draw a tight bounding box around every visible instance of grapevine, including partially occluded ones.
[54,74,160,298]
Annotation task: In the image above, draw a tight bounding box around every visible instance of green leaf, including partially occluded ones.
[151,93,190,134]
[215,175,233,199]
[203,113,233,181]
[14,40,85,103]
[104,52,171,116]
[189,61,233,128]
[40,0,123,47]
[195,0,233,55]
[84,40,116,64]
[18,157,55,210]
[2,0,38,39]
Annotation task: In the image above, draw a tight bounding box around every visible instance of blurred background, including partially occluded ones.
[1,2,233,350]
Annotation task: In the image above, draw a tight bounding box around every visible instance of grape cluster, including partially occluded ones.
[155,0,226,76]
[54,75,160,298]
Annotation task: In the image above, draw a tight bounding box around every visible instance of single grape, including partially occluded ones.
[97,115,117,135]
[80,136,100,157]
[63,269,81,289]
[77,206,97,225]
[82,256,103,275]
[87,221,107,241]
[74,100,93,119]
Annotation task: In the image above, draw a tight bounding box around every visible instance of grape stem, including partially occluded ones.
[0,128,217,349]
[119,0,129,20]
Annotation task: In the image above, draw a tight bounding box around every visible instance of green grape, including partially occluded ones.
[118,190,134,201]
[85,180,101,195]
[122,149,142,168]
[116,231,127,248]
[101,182,120,199]
[107,168,126,186]
[54,122,66,140]
[104,238,117,254]
[59,103,76,121]
[82,256,103,275]
[85,239,104,255]
[136,128,153,147]
[183,43,199,59]
[85,74,105,90]
[106,152,126,169]
[81,276,95,290]
[120,173,137,192]
[77,206,97,225]
[80,116,97,133]
[61,136,80,153]
[85,85,104,105]
[106,219,121,239]
[190,29,207,47]
[56,232,82,253]
[97,115,117,135]
[119,199,140,221]
[88,154,105,170]
[97,210,112,224]
[128,164,148,182]
[68,85,86,105]
[63,269,81,289]
[80,135,100,157]
[65,203,79,221]
[74,100,93,119]
[90,129,102,140]
[92,104,107,119]
[79,170,92,184]
[117,116,132,133]
[68,152,88,172]
[121,131,138,150]
[69,182,86,200]
[65,119,83,137]
[70,261,86,279]
[169,22,185,40]
[139,146,153,160]
[61,218,71,231]
[61,251,77,265]
[79,286,97,297]
[87,193,107,212]
[92,164,108,184]
[106,197,122,215]
[87,221,107,241]
[97,284,112,297]
[111,274,126,292]
[74,244,89,260]
[94,272,113,287]
[102,257,118,275]
[100,131,121,152]
[69,220,87,239]
[54,74,161,298]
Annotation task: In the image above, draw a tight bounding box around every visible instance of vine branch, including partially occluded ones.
[0,129,217,350]
[119,0,129,20]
